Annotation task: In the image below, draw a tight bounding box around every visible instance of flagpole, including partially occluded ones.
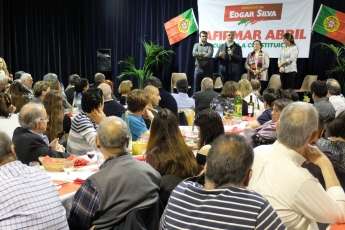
[312,4,323,30]
[191,9,199,30]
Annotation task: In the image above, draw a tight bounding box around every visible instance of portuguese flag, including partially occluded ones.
[313,4,345,44]
[164,9,198,45]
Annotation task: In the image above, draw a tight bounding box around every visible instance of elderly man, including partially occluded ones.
[94,72,106,88]
[327,78,345,117]
[98,82,125,117]
[68,116,161,229]
[0,132,68,229]
[193,77,218,114]
[249,102,345,229]
[12,102,65,164]
[20,72,33,91]
[215,31,243,82]
[161,134,284,229]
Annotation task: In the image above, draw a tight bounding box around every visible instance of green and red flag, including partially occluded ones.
[164,9,198,45]
[313,4,345,44]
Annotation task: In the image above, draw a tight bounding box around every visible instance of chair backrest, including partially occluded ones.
[111,200,160,230]
[299,75,318,92]
[179,108,195,126]
[267,74,281,90]
[214,76,223,90]
[171,73,187,93]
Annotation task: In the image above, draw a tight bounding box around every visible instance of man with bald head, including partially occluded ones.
[249,102,345,229]
[98,82,125,117]
[68,116,160,229]
[12,102,65,164]
[193,77,218,114]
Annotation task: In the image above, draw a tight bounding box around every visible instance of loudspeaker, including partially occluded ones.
[96,49,112,72]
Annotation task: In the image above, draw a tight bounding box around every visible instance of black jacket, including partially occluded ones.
[158,88,178,115]
[103,100,125,117]
[12,127,65,165]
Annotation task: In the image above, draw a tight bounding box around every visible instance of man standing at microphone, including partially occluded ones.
[216,31,243,83]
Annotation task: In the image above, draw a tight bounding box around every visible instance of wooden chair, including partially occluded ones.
[267,74,281,90]
[171,73,187,93]
[296,75,318,93]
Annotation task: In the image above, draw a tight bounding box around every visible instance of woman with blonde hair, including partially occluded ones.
[43,90,64,141]
[239,79,264,113]
[118,80,133,105]
[0,57,10,79]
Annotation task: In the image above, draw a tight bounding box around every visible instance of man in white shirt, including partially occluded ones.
[326,78,345,117]
[249,102,345,229]
[172,79,195,110]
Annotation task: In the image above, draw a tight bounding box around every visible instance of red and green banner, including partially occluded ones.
[164,9,198,45]
[313,4,345,44]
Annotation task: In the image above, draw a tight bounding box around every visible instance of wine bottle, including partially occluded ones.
[248,95,254,117]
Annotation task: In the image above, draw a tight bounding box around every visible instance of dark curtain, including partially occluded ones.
[0,0,344,90]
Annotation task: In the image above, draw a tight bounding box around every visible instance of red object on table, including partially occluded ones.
[330,224,345,230]
[133,154,146,161]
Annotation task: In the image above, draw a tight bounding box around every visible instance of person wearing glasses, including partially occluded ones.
[12,102,66,165]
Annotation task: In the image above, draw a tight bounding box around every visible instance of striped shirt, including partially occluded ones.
[0,161,68,230]
[160,179,285,230]
[67,112,97,155]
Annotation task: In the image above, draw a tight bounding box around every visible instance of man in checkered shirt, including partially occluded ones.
[0,131,68,229]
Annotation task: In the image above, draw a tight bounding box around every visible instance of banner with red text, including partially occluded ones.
[198,0,314,58]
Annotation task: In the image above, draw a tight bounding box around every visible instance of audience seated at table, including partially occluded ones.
[317,112,345,189]
[239,79,264,113]
[71,78,89,111]
[65,74,80,105]
[67,88,106,155]
[43,90,64,142]
[194,108,224,166]
[145,109,199,209]
[0,132,69,229]
[68,116,161,230]
[326,78,345,117]
[12,102,66,164]
[43,72,73,110]
[9,80,31,113]
[93,72,106,88]
[211,81,248,117]
[249,102,345,229]
[145,77,178,115]
[32,80,50,103]
[98,82,125,117]
[118,80,133,106]
[172,78,195,110]
[256,88,277,125]
[123,89,153,141]
[160,134,285,229]
[311,80,336,120]
[193,77,218,114]
[251,98,292,147]
[0,92,19,138]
